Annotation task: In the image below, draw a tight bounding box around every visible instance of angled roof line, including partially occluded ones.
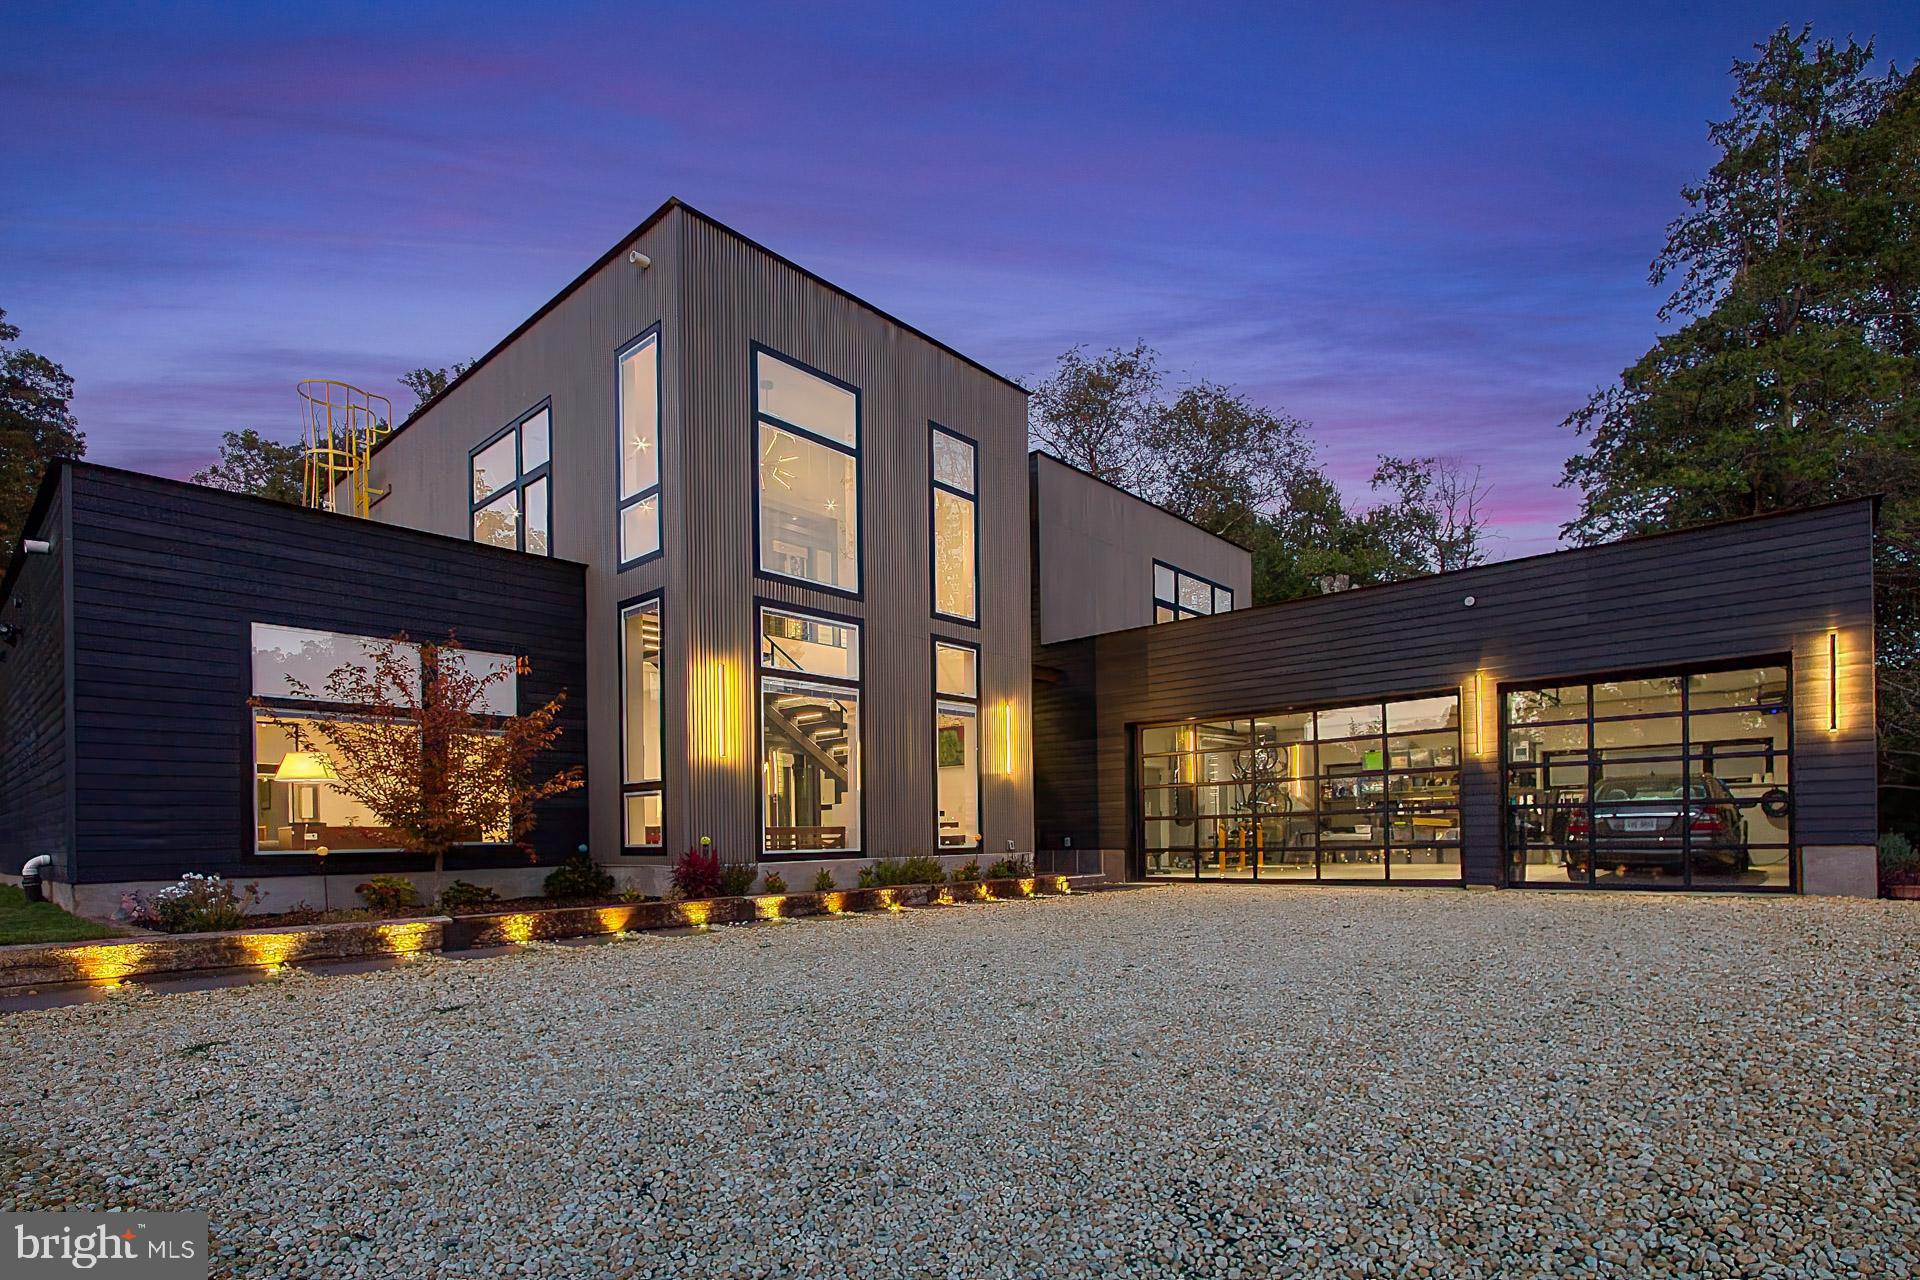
[1067,493,1881,643]
[1029,449,1258,553]
[380,197,1028,450]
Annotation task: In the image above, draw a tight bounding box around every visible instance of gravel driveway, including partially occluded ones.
[2,886,1916,1279]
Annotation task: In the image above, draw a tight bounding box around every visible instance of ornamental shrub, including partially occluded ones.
[134,874,260,933]
[356,875,420,914]
[860,856,948,888]
[672,844,723,900]
[812,868,836,892]
[985,854,1032,880]
[719,863,757,898]
[759,871,788,895]
[435,880,500,913]
[544,855,615,901]
[1879,832,1919,883]
[950,858,982,883]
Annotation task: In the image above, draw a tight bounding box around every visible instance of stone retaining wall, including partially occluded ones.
[0,875,1099,992]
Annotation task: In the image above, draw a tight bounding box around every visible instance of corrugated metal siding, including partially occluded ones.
[369,207,1035,862]
[1037,500,1878,884]
[675,214,1034,861]
[0,475,74,880]
[1031,452,1254,643]
[61,466,588,885]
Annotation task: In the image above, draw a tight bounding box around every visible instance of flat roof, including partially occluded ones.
[382,197,1028,451]
[1059,493,1879,644]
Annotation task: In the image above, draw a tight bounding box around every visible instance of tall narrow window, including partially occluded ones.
[755,348,859,593]
[759,606,862,854]
[1153,560,1232,623]
[470,404,552,555]
[930,425,978,622]
[620,597,664,849]
[618,330,662,566]
[934,639,981,848]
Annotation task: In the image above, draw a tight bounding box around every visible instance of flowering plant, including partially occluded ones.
[121,873,261,933]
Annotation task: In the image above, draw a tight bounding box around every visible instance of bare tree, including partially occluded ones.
[1027,342,1160,487]
[1366,456,1496,575]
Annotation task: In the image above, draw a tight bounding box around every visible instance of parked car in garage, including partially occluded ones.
[1565,774,1751,878]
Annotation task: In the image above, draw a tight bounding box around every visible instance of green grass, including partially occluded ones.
[0,884,124,945]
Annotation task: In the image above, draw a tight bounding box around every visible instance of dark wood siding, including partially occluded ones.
[60,464,588,885]
[1036,500,1878,885]
[0,474,75,880]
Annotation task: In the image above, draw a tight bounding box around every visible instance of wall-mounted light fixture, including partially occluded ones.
[1828,630,1839,733]
[998,700,1018,776]
[1470,669,1497,758]
[695,658,736,763]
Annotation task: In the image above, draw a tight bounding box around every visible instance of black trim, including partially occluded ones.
[750,343,864,600]
[615,324,666,571]
[932,635,984,853]
[467,399,554,557]
[617,591,667,854]
[1134,687,1466,887]
[929,422,981,627]
[1153,558,1235,623]
[1499,655,1797,894]
[754,601,865,857]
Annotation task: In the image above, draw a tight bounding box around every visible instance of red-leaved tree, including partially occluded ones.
[254,634,584,894]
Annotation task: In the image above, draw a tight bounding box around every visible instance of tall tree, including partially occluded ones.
[1362,455,1495,577]
[191,429,305,504]
[399,360,476,418]
[1557,26,1920,800]
[0,308,85,548]
[1027,342,1160,486]
[1140,380,1318,546]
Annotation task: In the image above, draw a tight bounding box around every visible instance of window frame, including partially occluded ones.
[468,399,554,556]
[246,622,519,859]
[932,636,984,851]
[755,600,866,857]
[1133,688,1464,886]
[751,343,863,600]
[1153,559,1233,623]
[928,422,981,626]
[618,591,666,854]
[1500,656,1795,893]
[615,324,664,570]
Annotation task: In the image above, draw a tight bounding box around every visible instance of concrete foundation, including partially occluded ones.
[49,866,558,921]
[1800,845,1878,898]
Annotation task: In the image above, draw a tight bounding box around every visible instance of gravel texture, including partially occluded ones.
[2,885,1917,1279]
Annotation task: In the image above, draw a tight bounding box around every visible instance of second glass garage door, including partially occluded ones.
[1139,693,1463,883]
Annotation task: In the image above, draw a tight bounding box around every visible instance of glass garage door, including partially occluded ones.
[1138,693,1462,883]
[1503,662,1793,891]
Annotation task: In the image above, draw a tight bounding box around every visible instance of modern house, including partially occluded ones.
[0,198,1883,913]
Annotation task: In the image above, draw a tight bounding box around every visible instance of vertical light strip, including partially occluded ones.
[1000,700,1016,776]
[1828,630,1839,733]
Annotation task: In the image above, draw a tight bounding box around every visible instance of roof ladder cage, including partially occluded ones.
[297,379,393,517]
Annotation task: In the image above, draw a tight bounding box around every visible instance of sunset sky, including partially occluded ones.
[5,1,1914,556]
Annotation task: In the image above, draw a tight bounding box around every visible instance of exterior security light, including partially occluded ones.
[1463,595,1477,607]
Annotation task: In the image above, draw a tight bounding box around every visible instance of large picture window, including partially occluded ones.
[620,597,664,849]
[755,348,859,594]
[618,330,662,566]
[1504,663,1792,890]
[930,425,977,622]
[471,404,552,555]
[250,624,517,855]
[934,639,981,849]
[1154,560,1232,624]
[760,606,861,854]
[1138,693,1461,882]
